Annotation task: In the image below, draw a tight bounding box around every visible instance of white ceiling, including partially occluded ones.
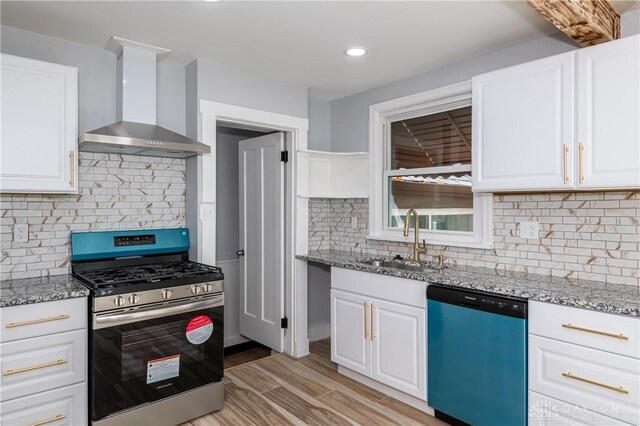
[2,1,638,101]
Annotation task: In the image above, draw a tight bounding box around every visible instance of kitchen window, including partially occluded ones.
[369,82,492,248]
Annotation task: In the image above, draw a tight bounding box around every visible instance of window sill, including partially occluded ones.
[367,232,493,250]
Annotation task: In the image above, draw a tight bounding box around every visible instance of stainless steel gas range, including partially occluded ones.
[71,228,224,426]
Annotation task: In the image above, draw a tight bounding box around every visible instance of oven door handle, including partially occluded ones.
[93,295,224,329]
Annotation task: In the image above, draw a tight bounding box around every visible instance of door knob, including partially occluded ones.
[237,249,245,256]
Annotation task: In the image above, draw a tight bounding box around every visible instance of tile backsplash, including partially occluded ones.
[309,192,640,286]
[1,153,186,280]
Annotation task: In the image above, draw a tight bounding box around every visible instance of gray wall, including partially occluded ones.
[215,126,266,261]
[307,94,332,151]
[1,25,186,135]
[194,58,308,120]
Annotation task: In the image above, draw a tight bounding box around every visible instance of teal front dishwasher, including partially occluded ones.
[427,285,527,426]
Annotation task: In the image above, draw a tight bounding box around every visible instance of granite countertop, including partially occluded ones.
[298,250,640,318]
[1,274,90,308]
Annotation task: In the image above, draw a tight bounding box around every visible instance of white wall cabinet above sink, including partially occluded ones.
[297,150,368,198]
[473,35,640,192]
[1,54,78,194]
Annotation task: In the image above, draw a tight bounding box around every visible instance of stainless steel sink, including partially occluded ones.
[359,258,444,273]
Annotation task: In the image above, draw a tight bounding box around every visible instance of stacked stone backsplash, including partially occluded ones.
[1,152,186,281]
[309,191,640,286]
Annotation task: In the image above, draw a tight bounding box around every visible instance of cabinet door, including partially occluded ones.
[371,298,426,400]
[1,54,78,193]
[577,36,640,189]
[331,290,371,377]
[473,53,575,191]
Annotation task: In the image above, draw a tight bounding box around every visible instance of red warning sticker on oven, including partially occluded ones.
[186,315,213,344]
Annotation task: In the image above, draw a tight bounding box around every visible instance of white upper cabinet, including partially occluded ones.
[1,54,78,194]
[472,53,575,192]
[472,36,640,192]
[577,36,640,189]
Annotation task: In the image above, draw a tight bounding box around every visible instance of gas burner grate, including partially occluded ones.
[75,261,222,290]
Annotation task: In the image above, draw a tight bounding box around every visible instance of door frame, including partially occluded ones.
[194,99,310,358]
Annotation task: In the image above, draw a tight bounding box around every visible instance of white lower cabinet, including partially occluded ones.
[330,268,426,401]
[0,382,86,426]
[0,299,88,425]
[529,301,640,426]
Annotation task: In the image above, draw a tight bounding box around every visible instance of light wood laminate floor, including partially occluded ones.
[182,338,445,426]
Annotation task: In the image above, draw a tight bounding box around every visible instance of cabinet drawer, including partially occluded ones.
[1,298,87,343]
[331,267,426,308]
[529,301,639,359]
[528,391,630,425]
[0,382,87,426]
[529,335,640,425]
[0,330,87,402]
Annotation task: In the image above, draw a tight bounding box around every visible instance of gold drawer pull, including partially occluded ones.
[364,302,369,338]
[29,414,66,426]
[562,372,629,394]
[371,303,376,340]
[69,150,75,187]
[562,323,629,340]
[5,314,70,328]
[578,143,585,184]
[3,359,67,376]
[563,144,569,184]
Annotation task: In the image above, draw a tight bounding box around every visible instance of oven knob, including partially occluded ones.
[161,289,173,299]
[202,283,212,293]
[190,285,201,295]
[128,294,140,304]
[113,296,125,307]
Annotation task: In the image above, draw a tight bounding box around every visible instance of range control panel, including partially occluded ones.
[114,234,156,247]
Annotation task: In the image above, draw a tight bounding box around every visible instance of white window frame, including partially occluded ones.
[368,81,493,249]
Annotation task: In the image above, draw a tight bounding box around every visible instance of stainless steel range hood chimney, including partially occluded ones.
[80,37,210,158]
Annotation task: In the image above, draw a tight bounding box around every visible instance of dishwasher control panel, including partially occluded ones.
[427,285,527,319]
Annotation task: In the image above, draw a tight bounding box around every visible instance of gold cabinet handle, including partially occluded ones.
[371,303,376,340]
[5,314,70,328]
[562,323,629,340]
[69,150,75,187]
[578,143,585,184]
[3,359,67,376]
[563,144,569,184]
[29,414,66,426]
[562,372,629,394]
[364,302,370,338]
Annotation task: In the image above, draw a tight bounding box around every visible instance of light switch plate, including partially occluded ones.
[519,221,539,239]
[14,224,28,242]
[200,203,215,221]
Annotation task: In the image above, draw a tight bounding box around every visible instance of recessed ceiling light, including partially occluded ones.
[345,48,367,57]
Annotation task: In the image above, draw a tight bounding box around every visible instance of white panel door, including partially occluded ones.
[1,54,78,193]
[331,290,371,377]
[472,52,575,191]
[577,35,640,189]
[238,133,285,352]
[371,298,426,400]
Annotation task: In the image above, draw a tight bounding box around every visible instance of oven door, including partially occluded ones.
[91,294,224,421]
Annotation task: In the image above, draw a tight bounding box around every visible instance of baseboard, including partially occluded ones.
[224,334,250,348]
[338,366,434,415]
[308,323,331,342]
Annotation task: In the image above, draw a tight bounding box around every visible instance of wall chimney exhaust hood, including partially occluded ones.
[80,37,210,158]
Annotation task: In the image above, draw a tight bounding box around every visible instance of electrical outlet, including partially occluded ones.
[519,221,539,239]
[14,224,28,242]
[351,217,358,229]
